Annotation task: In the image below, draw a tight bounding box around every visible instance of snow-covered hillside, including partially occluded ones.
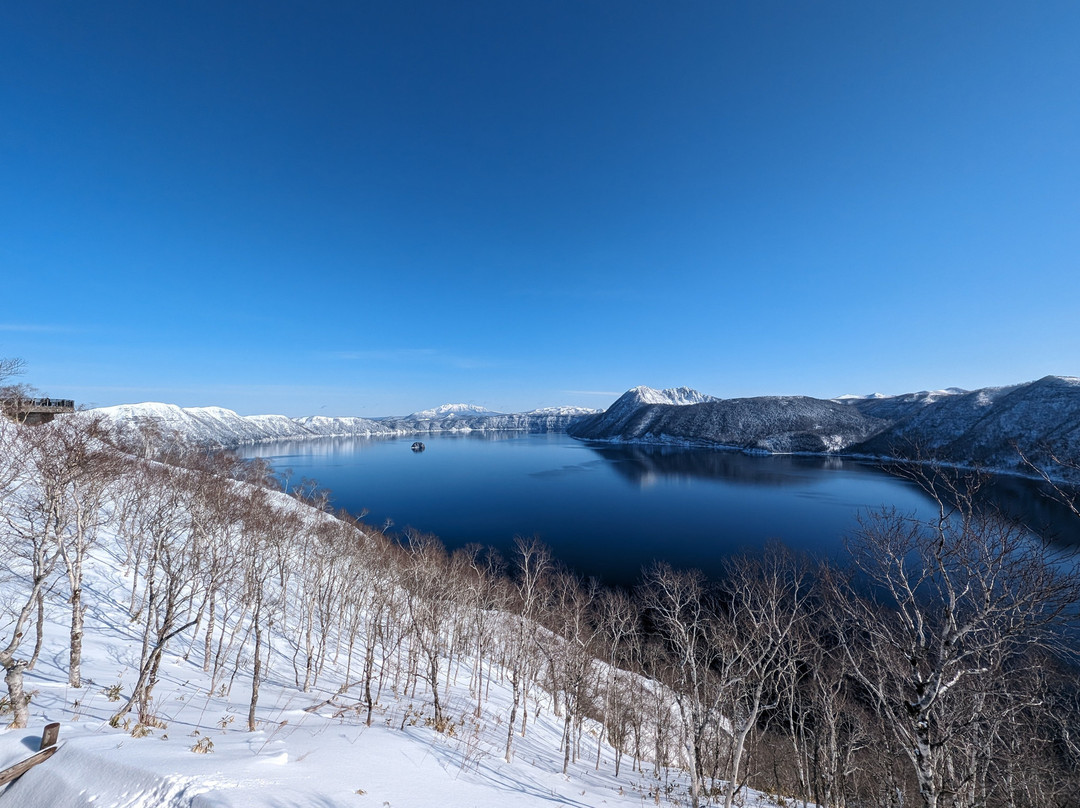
[569,377,1080,480]
[569,389,884,454]
[0,561,700,808]
[0,420,789,808]
[94,403,328,446]
[91,402,599,449]
[847,375,1080,476]
[523,406,601,416]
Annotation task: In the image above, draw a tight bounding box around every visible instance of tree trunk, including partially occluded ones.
[505,672,520,762]
[3,661,30,729]
[429,656,443,728]
[249,618,262,732]
[562,709,573,774]
[203,593,215,672]
[913,730,939,808]
[28,592,45,671]
[725,723,752,808]
[69,587,84,688]
[686,736,701,808]
[364,646,376,727]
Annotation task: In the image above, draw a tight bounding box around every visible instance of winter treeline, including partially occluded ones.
[2,415,1079,808]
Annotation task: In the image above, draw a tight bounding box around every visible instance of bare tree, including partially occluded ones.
[453,543,506,719]
[289,519,344,692]
[719,544,811,808]
[504,536,550,762]
[110,462,201,727]
[785,630,870,808]
[539,568,602,775]
[180,462,244,675]
[0,424,64,726]
[0,358,26,385]
[596,586,641,776]
[402,531,456,730]
[237,490,299,732]
[347,525,402,726]
[38,416,120,687]
[0,359,38,426]
[827,470,1080,808]
[1016,444,1080,520]
[0,357,29,406]
[639,562,731,808]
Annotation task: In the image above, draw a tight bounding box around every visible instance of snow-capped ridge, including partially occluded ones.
[570,377,1080,480]
[833,393,889,401]
[524,405,602,416]
[833,387,966,403]
[627,386,717,407]
[408,403,504,419]
[90,401,594,447]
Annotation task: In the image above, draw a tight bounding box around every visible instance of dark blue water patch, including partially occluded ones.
[236,433,1079,587]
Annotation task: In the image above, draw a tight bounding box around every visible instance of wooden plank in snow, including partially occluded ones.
[40,722,60,749]
[0,723,61,787]
[0,746,59,787]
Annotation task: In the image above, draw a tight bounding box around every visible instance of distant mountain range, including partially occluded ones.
[90,401,600,448]
[567,377,1080,481]
[89,377,1080,481]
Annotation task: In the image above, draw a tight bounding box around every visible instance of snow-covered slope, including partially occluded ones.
[94,403,322,445]
[524,405,601,416]
[0,425,789,808]
[847,375,1080,476]
[91,402,599,448]
[838,387,969,421]
[569,389,883,453]
[570,377,1080,477]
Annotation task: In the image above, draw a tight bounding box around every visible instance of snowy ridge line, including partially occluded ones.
[89,402,600,448]
[570,376,1080,482]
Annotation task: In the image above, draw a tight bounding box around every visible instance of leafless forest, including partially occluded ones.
[2,411,1079,808]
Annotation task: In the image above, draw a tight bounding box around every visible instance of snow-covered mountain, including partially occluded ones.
[627,386,719,407]
[91,402,600,448]
[569,377,1080,479]
[569,389,882,454]
[407,402,504,419]
[93,402,323,446]
[832,387,966,404]
[91,377,1080,480]
[838,387,969,421]
[524,405,602,416]
[846,375,1080,476]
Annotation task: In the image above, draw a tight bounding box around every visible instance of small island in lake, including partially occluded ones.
[411,441,425,452]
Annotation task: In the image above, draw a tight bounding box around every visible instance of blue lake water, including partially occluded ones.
[237,432,1077,587]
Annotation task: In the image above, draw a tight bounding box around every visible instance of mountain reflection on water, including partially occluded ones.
[587,442,853,488]
[585,440,1079,547]
[238,433,1078,585]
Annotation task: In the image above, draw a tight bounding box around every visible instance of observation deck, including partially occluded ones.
[2,397,76,425]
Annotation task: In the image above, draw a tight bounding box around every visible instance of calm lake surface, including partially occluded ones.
[237,432,1078,586]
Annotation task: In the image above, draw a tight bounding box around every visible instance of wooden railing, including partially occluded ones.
[0,722,60,787]
[22,398,76,410]
[1,397,76,424]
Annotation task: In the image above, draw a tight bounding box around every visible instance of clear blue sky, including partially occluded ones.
[3,2,1078,416]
